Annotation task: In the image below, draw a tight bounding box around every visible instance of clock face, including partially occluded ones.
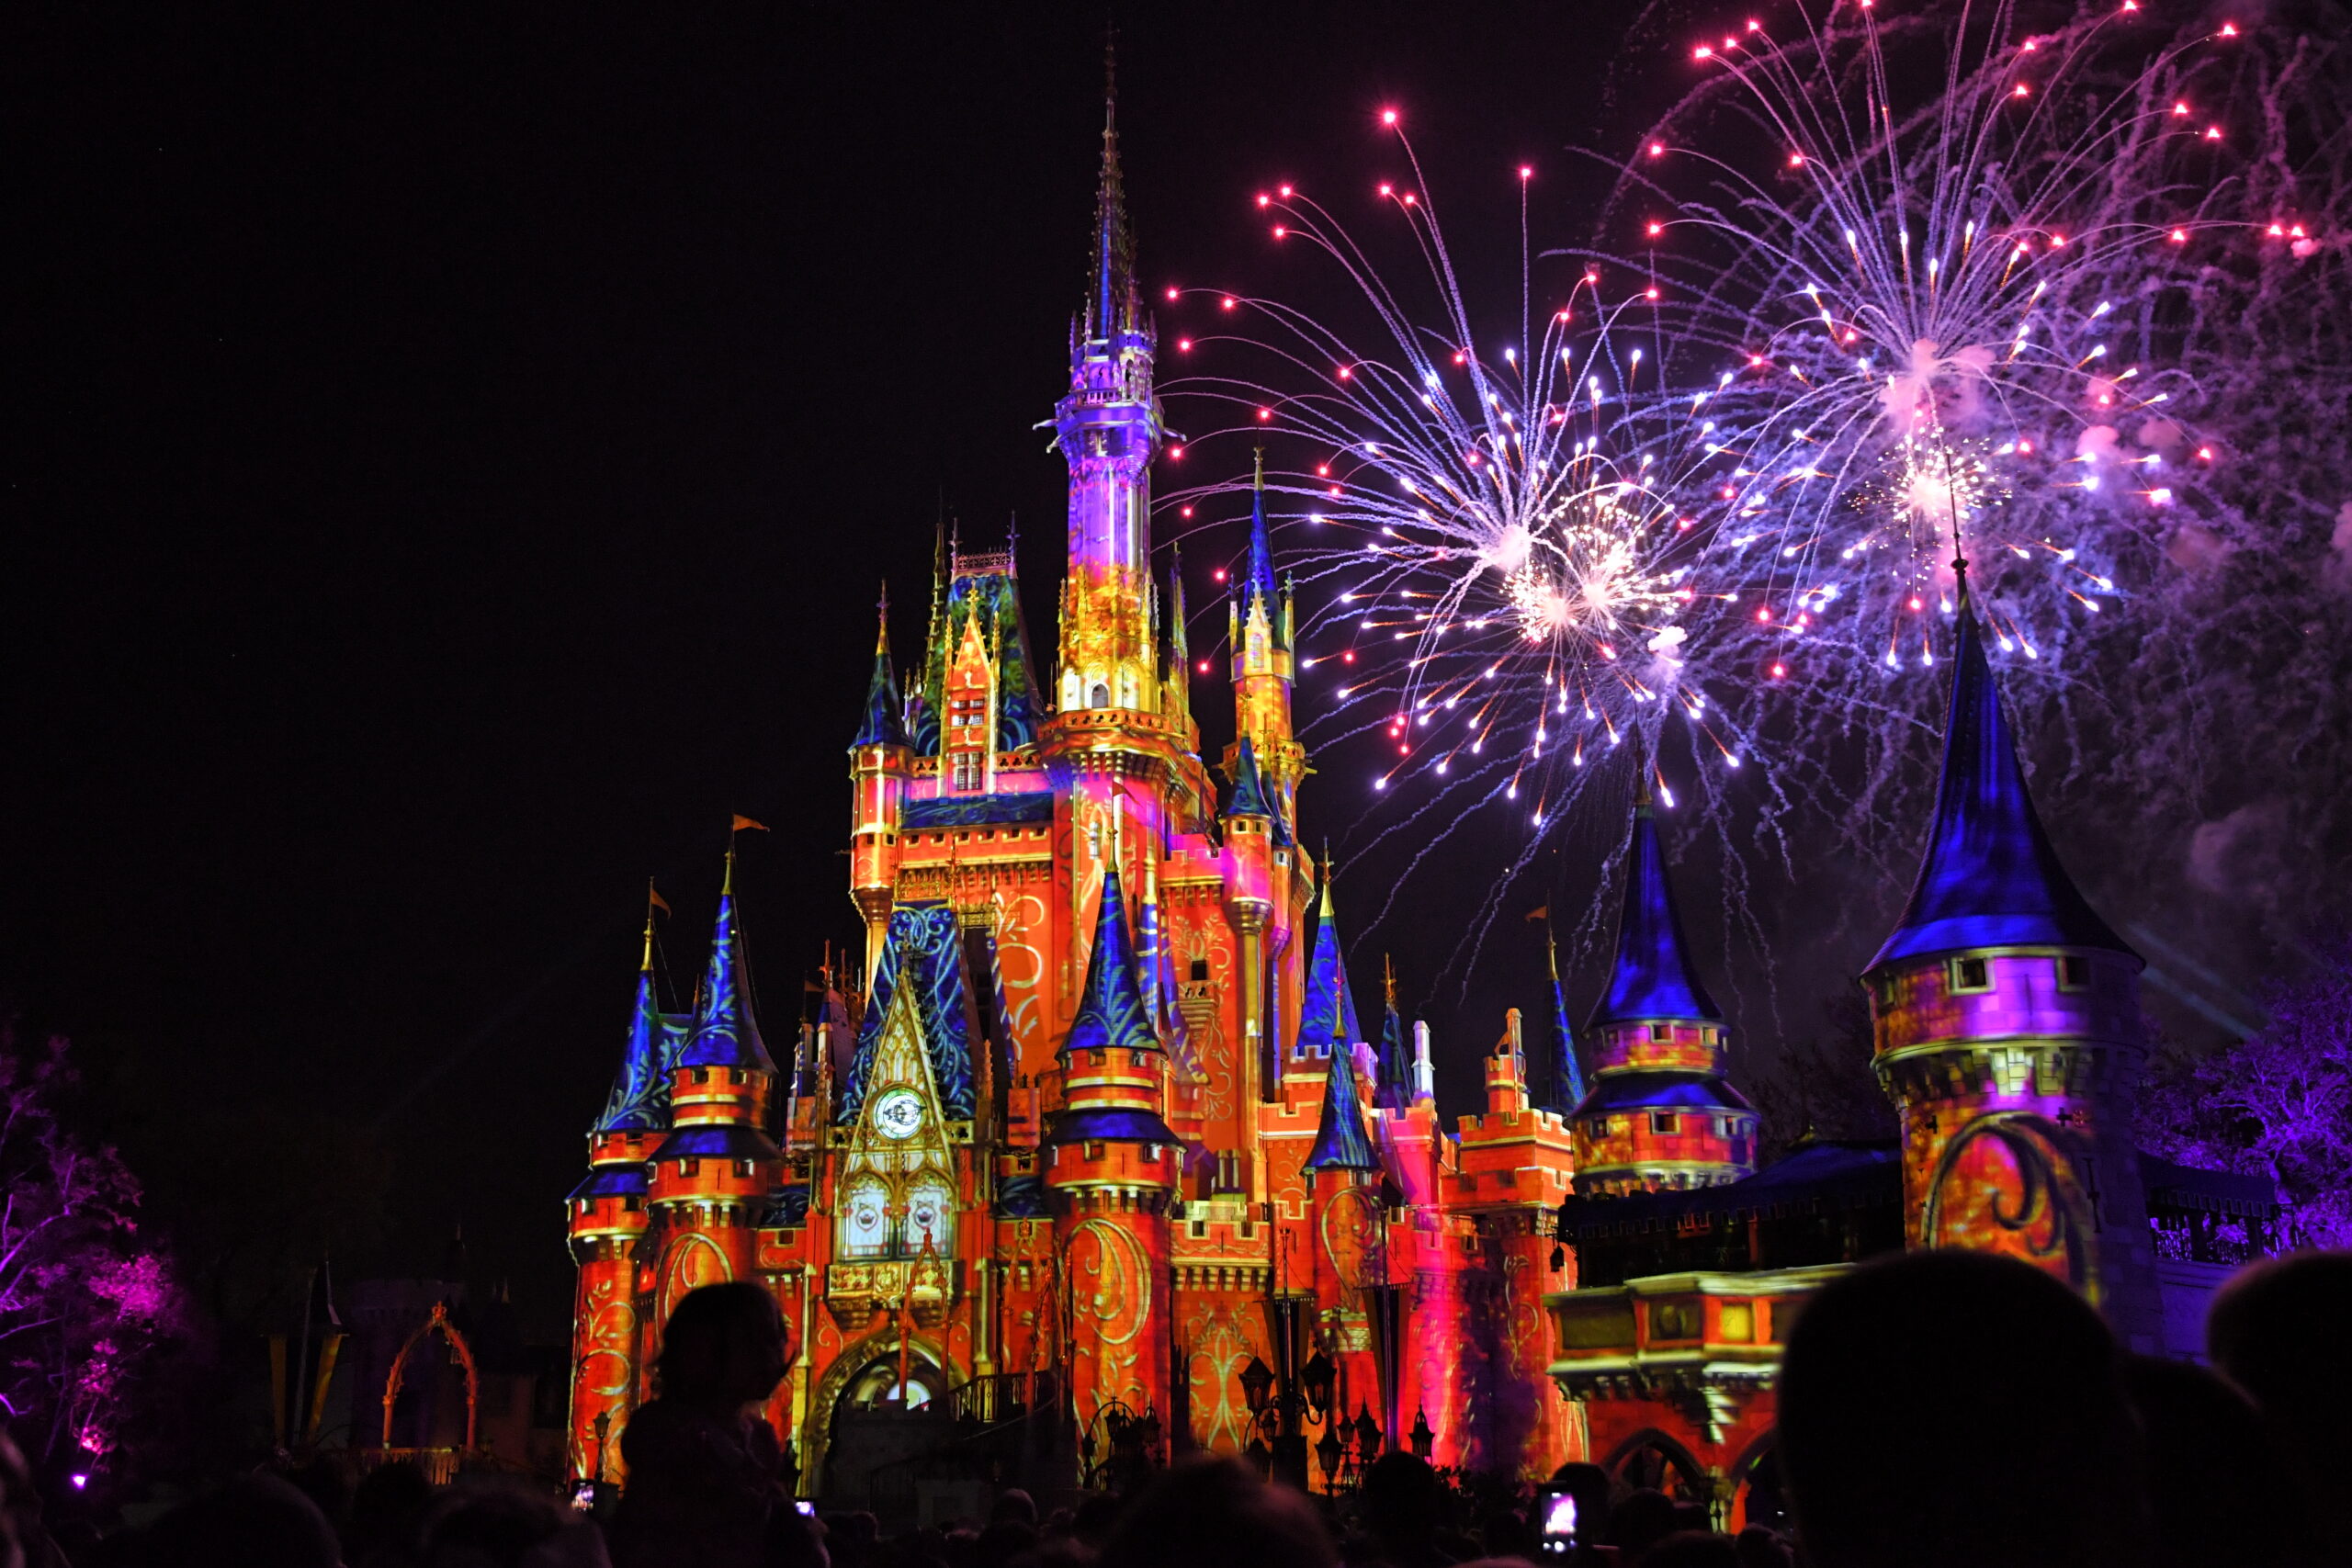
[872,1089,925,1140]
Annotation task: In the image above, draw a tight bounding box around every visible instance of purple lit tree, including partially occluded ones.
[2139,934,2352,1251]
[0,1029,194,1483]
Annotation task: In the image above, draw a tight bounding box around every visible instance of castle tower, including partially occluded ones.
[1567,798,1756,1196]
[849,595,912,980]
[565,912,684,1482]
[1045,867,1181,1437]
[642,852,785,1361]
[1221,735,1280,1106]
[1862,571,2161,1348]
[1052,75,1163,719]
[1543,933,1589,1117]
[1293,869,1362,1077]
[1227,456,1304,816]
[1373,958,1411,1113]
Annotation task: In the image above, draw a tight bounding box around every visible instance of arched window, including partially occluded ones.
[1090,682,1110,710]
[839,1177,891,1259]
[905,1176,955,1255]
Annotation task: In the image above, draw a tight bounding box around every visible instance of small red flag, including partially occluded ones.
[731,815,771,833]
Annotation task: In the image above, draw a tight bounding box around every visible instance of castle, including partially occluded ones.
[563,92,2271,1521]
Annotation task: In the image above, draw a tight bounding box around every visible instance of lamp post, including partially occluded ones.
[591,1410,611,1483]
[1409,1405,1434,1461]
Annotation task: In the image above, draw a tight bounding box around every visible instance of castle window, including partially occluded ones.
[1876,975,1901,1008]
[1951,956,1993,994]
[2058,955,2091,991]
[1190,959,1209,982]
[1090,682,1110,709]
[1649,1024,1671,1043]
[1650,1111,1678,1135]
[951,752,981,792]
[680,1159,700,1177]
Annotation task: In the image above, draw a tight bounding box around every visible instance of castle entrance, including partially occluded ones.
[821,1353,956,1519]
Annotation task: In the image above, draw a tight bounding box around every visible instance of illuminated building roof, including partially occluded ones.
[676,860,777,1074]
[1590,802,1722,1028]
[1569,1069,1754,1116]
[1295,874,1362,1059]
[593,951,671,1135]
[1306,1034,1380,1172]
[850,598,906,750]
[1870,590,2135,970]
[840,902,978,1123]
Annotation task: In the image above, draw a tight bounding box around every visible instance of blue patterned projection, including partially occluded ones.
[679,878,778,1072]
[838,903,978,1125]
[905,565,1044,757]
[1871,594,2134,970]
[1136,888,1202,1082]
[660,1123,785,1161]
[993,1173,1051,1218]
[903,791,1056,830]
[1295,883,1362,1063]
[1546,939,1589,1114]
[763,1186,811,1226]
[1306,1037,1380,1171]
[1572,1070,1754,1115]
[1589,804,1723,1028]
[1063,868,1158,1056]
[567,1165,649,1202]
[593,965,671,1134]
[1239,468,1281,636]
[851,608,907,750]
[1226,735,1275,820]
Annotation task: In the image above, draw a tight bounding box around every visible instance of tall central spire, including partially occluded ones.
[1089,39,1138,342]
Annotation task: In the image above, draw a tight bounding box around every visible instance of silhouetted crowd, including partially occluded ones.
[6,1251,2347,1568]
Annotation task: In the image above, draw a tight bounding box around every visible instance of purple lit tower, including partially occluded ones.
[1861,566,2163,1349]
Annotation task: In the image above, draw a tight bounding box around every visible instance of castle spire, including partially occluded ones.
[1088,39,1138,343]
[1546,927,1588,1113]
[1240,447,1280,636]
[1050,867,1179,1146]
[678,852,776,1074]
[1295,854,1363,1063]
[1065,866,1158,1058]
[851,584,907,749]
[1869,588,2134,970]
[1306,1015,1380,1171]
[1374,954,1410,1113]
[592,917,670,1135]
[1589,797,1722,1029]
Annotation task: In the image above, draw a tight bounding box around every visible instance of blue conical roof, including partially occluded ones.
[1871,595,2135,970]
[1297,876,1363,1059]
[1306,1030,1380,1171]
[1239,467,1280,633]
[1548,948,1589,1113]
[593,958,670,1135]
[676,863,778,1072]
[1589,805,1722,1028]
[1064,868,1159,1055]
[1227,735,1275,819]
[851,602,906,750]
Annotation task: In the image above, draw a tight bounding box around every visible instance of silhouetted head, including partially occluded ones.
[1098,1457,1334,1568]
[1779,1250,2147,1568]
[1636,1533,1740,1568]
[145,1476,342,1568]
[654,1280,788,1408]
[349,1459,435,1559]
[1362,1450,1445,1545]
[2207,1250,2352,1510]
[1610,1490,1679,1559]
[2121,1352,2309,1568]
[990,1487,1037,1527]
[418,1480,604,1568]
[1546,1461,1612,1547]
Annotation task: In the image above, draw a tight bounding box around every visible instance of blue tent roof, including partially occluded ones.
[1306,1037,1381,1171]
[593,961,671,1135]
[676,872,778,1073]
[567,1165,649,1202]
[850,607,906,750]
[1871,598,2134,971]
[1046,1106,1181,1145]
[1569,1070,1754,1117]
[1064,868,1159,1056]
[838,903,979,1124]
[1589,805,1723,1028]
[1239,471,1281,637]
[1295,881,1362,1061]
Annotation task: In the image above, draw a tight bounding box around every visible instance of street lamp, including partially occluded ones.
[1239,1356,1274,1419]
[1409,1405,1434,1460]
[1298,1350,1336,1419]
[1353,1403,1382,1461]
[1315,1424,1344,1487]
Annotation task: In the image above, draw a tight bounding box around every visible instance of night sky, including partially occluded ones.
[0,1,1931,1338]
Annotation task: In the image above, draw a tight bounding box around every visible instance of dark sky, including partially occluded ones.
[0,1,1846,1337]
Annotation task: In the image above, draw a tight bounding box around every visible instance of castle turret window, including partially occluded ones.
[1650,1111,1678,1134]
[1951,956,1992,993]
[2058,955,2090,990]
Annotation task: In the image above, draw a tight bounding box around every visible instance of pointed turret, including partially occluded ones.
[1869,584,2133,971]
[1545,932,1588,1115]
[1051,868,1177,1145]
[1295,866,1362,1066]
[1238,450,1282,638]
[593,920,671,1134]
[1860,570,2162,1341]
[1374,957,1410,1113]
[1306,1019,1380,1171]
[1568,797,1753,1196]
[1163,546,1193,720]
[1227,734,1276,821]
[1589,796,1721,1030]
[851,588,908,750]
[1086,51,1139,343]
[677,851,777,1075]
